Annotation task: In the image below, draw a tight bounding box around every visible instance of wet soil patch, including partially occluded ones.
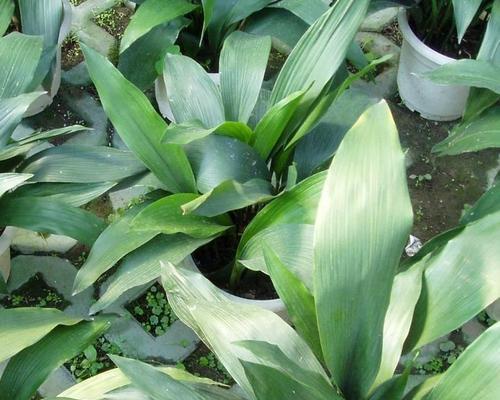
[181,343,234,386]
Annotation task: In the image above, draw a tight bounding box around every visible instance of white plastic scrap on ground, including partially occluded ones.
[405,235,423,257]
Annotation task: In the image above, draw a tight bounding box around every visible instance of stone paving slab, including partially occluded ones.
[99,278,199,363]
[10,229,77,255]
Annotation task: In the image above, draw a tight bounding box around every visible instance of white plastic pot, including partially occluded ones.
[397,10,470,121]
[155,73,221,122]
[0,227,16,281]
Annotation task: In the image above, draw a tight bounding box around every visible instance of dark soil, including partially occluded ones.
[181,343,234,386]
[64,243,90,269]
[0,273,70,310]
[92,6,133,40]
[83,195,113,219]
[382,20,403,47]
[390,99,499,242]
[408,10,484,59]
[192,234,278,300]
[62,34,84,70]
[265,49,287,80]
[127,282,178,337]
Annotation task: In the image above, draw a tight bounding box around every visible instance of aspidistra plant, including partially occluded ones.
[72,0,380,308]
[58,101,500,400]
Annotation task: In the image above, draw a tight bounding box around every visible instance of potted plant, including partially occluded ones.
[6,0,73,115]
[397,0,495,121]
[48,100,500,400]
[73,0,375,317]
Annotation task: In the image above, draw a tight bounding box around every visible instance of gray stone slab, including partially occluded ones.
[462,319,486,344]
[99,278,199,363]
[361,7,399,32]
[10,228,77,255]
[5,255,93,317]
[487,299,500,321]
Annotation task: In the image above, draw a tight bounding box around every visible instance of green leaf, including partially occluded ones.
[181,179,274,217]
[163,120,253,145]
[131,193,232,237]
[0,173,32,197]
[119,18,189,90]
[111,355,207,400]
[239,223,314,288]
[423,59,500,94]
[18,0,63,46]
[0,92,42,149]
[269,0,370,116]
[90,234,213,314]
[0,32,43,98]
[0,319,109,400]
[0,307,81,363]
[163,54,225,127]
[72,202,161,295]
[120,0,197,53]
[82,43,196,193]
[314,101,412,398]
[0,0,14,36]
[460,182,500,225]
[432,106,500,155]
[372,259,425,389]
[59,365,229,400]
[405,211,500,351]
[452,0,483,43]
[11,182,116,207]
[17,125,89,144]
[263,247,321,359]
[237,171,326,254]
[251,90,305,160]
[425,323,500,399]
[241,360,335,400]
[161,261,328,399]
[0,196,105,245]
[185,135,270,193]
[270,0,328,25]
[477,0,500,64]
[402,375,442,400]
[20,145,147,183]
[220,31,271,124]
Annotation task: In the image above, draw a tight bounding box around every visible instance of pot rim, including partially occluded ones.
[398,9,456,65]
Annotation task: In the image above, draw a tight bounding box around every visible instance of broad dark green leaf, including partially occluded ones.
[423,59,500,94]
[161,262,328,398]
[0,173,32,197]
[0,0,14,36]
[163,120,253,145]
[120,0,197,53]
[314,101,412,398]
[477,0,500,65]
[251,90,305,160]
[405,211,500,351]
[237,171,326,253]
[460,181,500,224]
[0,32,43,98]
[131,193,232,237]
[0,196,105,246]
[452,0,483,43]
[20,145,146,183]
[11,182,116,207]
[263,247,321,358]
[0,92,42,149]
[241,360,334,400]
[163,54,224,127]
[220,31,271,123]
[72,202,161,295]
[270,0,328,25]
[181,179,274,217]
[0,319,109,400]
[82,43,196,193]
[239,223,314,288]
[432,106,500,155]
[185,135,270,193]
[90,234,213,314]
[111,355,207,400]
[119,18,189,90]
[0,307,81,363]
[270,0,370,117]
[425,323,500,399]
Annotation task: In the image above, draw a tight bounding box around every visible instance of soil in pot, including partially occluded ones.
[408,5,485,59]
[192,228,279,301]
[0,272,70,309]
